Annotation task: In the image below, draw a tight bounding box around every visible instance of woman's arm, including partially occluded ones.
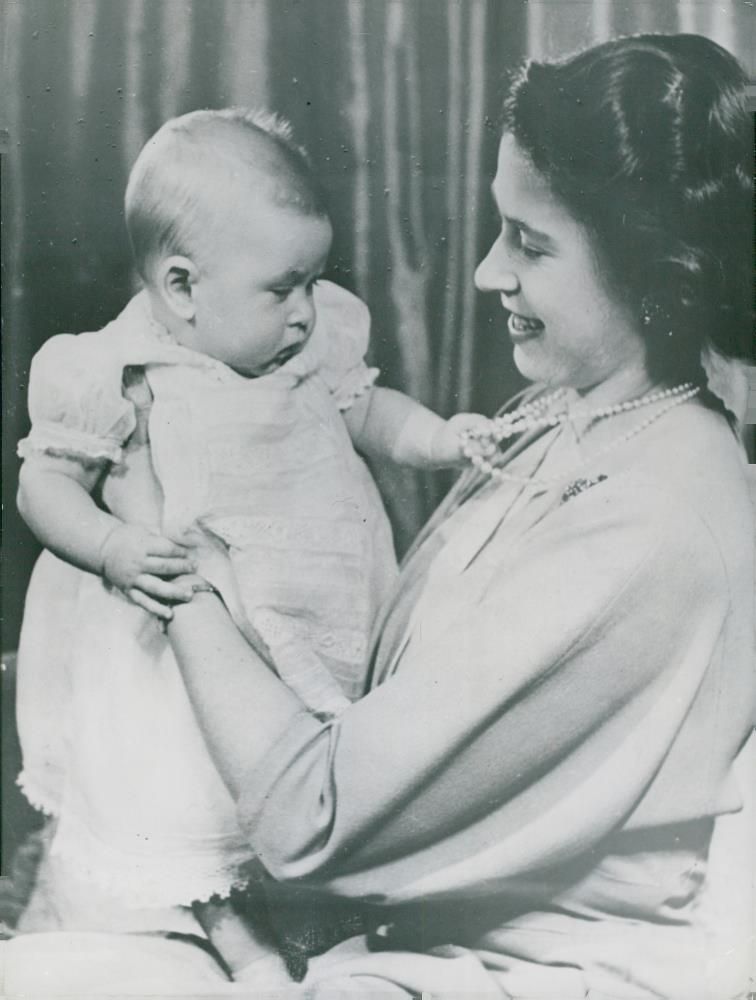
[166,479,731,902]
[167,592,307,797]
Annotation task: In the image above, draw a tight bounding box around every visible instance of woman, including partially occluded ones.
[154,32,754,998]
[6,32,754,999]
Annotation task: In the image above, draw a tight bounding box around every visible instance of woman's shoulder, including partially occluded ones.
[607,400,753,584]
[630,400,752,519]
[521,402,750,588]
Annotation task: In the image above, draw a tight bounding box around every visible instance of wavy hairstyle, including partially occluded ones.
[502,34,753,409]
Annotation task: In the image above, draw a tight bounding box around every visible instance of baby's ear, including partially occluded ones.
[157,255,198,321]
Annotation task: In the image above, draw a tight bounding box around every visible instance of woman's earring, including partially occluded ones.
[641,296,673,337]
[640,296,657,327]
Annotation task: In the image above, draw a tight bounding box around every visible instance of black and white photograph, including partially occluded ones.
[1,0,755,996]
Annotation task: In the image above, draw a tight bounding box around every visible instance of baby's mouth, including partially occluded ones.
[508,312,544,341]
[248,343,304,377]
[271,343,303,367]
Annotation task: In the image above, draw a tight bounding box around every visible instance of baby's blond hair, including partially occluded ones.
[125,108,327,282]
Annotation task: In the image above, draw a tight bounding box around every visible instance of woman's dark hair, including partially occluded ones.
[502,34,753,408]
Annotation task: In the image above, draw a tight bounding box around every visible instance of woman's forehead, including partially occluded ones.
[493,133,572,234]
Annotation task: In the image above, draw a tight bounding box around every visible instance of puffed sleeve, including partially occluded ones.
[18,332,137,465]
[236,479,735,904]
[309,281,380,410]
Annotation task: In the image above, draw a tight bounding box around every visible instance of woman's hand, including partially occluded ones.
[178,522,250,630]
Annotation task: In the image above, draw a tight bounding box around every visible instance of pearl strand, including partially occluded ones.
[480,382,697,448]
[463,383,700,487]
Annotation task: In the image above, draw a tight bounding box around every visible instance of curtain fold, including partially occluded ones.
[2,0,750,648]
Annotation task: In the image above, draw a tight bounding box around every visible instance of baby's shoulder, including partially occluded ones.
[25,294,162,441]
[32,329,123,388]
[32,293,155,384]
[306,281,371,369]
[297,282,380,407]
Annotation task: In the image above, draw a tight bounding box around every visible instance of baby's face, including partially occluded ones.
[189,196,332,377]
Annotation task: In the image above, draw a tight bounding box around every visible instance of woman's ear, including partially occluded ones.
[155,255,199,321]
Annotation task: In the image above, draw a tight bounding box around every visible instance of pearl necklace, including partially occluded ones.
[462,382,700,486]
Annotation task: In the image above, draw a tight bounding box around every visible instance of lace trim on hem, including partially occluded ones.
[16,772,62,818]
[50,814,255,908]
[18,437,122,466]
[334,366,380,412]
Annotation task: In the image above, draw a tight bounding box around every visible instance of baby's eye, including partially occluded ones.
[270,287,293,301]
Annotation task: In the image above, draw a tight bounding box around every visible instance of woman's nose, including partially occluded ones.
[474,240,518,296]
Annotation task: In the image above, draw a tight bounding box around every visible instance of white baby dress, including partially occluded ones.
[15,281,398,908]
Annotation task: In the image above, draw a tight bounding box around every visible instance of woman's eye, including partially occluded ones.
[504,224,545,261]
[520,244,545,261]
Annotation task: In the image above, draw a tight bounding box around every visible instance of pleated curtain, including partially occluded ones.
[3,0,752,646]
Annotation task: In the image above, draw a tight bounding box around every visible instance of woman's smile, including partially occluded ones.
[508,312,545,341]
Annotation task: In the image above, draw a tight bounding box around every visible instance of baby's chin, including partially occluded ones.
[232,343,305,379]
[229,364,261,378]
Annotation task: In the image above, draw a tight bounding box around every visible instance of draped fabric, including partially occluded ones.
[2,0,752,651]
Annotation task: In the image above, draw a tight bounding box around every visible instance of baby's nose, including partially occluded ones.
[288,289,316,330]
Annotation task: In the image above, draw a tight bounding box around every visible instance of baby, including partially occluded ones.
[15,108,486,978]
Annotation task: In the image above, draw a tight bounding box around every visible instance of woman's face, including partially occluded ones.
[475,134,650,396]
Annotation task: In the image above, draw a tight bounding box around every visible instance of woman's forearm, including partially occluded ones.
[166,592,306,798]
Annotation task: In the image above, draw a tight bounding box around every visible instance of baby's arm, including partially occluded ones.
[18,454,195,618]
[343,386,490,468]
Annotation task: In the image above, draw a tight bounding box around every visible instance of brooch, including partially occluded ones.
[561,474,608,504]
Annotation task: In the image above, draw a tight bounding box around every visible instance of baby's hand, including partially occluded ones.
[99,523,197,619]
[430,412,495,466]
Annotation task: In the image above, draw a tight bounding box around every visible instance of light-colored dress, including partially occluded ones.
[15,281,398,909]
[234,394,755,999]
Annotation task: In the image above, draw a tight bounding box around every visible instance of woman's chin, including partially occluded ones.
[512,342,550,383]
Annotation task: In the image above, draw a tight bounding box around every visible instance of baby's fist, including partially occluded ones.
[430,413,494,466]
[99,523,196,619]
